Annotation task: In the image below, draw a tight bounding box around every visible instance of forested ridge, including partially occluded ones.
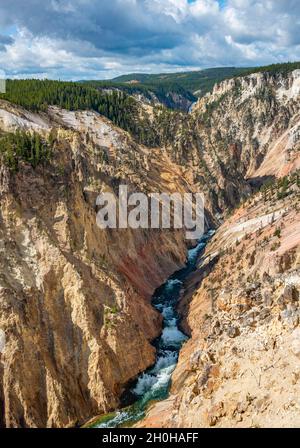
[0,79,183,148]
[235,62,300,78]
[1,61,300,158]
[86,63,300,111]
[85,79,196,109]
[0,79,147,141]
[110,67,250,97]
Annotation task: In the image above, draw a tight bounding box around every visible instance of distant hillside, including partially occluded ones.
[112,67,249,96]
[85,67,250,111]
[84,63,300,111]
[112,62,300,92]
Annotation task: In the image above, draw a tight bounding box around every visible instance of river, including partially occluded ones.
[91,230,214,428]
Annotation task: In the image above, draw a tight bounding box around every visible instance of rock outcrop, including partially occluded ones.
[136,69,300,429]
[154,70,300,214]
[137,172,300,428]
[192,70,300,181]
[0,101,196,427]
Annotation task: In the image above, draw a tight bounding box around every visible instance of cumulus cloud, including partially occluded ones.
[0,0,299,79]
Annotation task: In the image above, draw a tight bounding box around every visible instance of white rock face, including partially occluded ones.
[199,70,300,110]
[212,78,235,97]
[276,70,300,102]
[0,108,50,132]
[0,329,6,354]
[49,107,121,148]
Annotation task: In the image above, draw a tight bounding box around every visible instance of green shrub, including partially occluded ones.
[273,228,281,238]
[0,130,51,171]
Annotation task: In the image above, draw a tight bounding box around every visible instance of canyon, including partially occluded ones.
[0,66,299,428]
[137,173,300,428]
[0,101,193,427]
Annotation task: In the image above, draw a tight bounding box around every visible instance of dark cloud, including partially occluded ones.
[0,34,13,44]
[0,0,186,54]
[0,33,14,52]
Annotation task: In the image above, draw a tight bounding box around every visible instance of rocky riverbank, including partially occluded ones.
[136,172,300,428]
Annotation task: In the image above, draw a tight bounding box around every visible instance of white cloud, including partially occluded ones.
[0,0,299,79]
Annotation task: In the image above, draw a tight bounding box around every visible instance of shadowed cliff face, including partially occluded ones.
[0,103,197,428]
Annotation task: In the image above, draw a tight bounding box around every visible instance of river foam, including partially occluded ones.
[94,231,213,428]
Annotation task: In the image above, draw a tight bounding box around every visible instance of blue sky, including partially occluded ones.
[0,0,299,80]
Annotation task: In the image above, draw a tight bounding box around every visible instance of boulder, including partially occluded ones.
[226,326,240,338]
[290,328,300,358]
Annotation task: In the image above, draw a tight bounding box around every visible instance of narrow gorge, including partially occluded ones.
[88,231,214,428]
